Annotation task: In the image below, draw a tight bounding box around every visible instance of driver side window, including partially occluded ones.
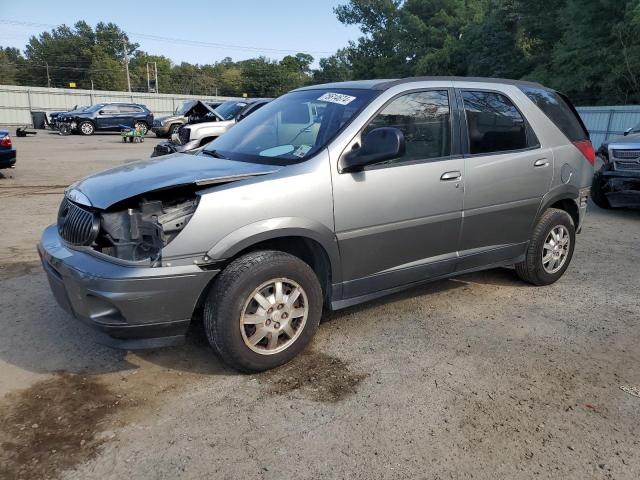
[363,90,451,165]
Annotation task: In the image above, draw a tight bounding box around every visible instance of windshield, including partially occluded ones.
[214,101,248,120]
[175,101,196,116]
[203,89,378,165]
[86,104,105,113]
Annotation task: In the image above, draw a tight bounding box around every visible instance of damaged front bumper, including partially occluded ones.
[38,225,219,349]
[599,169,640,208]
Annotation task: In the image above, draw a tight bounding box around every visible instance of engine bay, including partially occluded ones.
[95,194,198,262]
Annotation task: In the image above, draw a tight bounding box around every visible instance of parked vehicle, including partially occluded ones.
[56,103,154,136]
[39,77,594,372]
[151,99,270,157]
[152,100,223,138]
[0,129,16,169]
[591,124,640,209]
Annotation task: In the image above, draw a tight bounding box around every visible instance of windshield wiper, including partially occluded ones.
[201,149,228,159]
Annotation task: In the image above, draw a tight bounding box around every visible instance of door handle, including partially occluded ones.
[534,159,549,167]
[440,171,462,181]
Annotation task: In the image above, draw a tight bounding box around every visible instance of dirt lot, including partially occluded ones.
[0,132,639,480]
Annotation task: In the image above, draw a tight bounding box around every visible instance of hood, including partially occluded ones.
[601,132,640,151]
[72,153,280,209]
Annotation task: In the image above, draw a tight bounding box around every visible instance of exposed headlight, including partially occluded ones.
[96,195,199,262]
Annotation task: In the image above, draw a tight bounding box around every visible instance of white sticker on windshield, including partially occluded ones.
[318,92,356,105]
[293,145,312,158]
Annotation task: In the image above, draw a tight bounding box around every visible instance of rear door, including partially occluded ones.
[333,88,464,298]
[455,86,553,270]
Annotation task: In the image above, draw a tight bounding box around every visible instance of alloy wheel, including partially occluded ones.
[239,278,308,355]
[542,225,570,274]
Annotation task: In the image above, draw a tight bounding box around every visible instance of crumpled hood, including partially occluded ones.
[72,152,280,209]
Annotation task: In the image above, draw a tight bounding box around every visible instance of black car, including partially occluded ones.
[57,103,154,136]
[592,125,640,209]
[0,129,16,169]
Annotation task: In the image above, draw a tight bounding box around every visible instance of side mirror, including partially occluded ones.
[624,127,633,136]
[339,127,405,173]
[98,110,105,115]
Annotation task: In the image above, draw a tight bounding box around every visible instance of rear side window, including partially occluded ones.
[461,90,532,155]
[519,86,589,142]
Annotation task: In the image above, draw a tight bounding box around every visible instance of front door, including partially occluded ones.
[455,87,553,270]
[332,89,464,299]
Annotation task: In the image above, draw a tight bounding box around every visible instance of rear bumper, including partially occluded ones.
[0,148,16,169]
[38,225,219,349]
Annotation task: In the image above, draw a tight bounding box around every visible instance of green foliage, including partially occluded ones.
[3,4,640,105]
[334,0,640,105]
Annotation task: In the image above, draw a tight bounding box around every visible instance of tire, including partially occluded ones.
[134,121,148,135]
[591,169,612,209]
[78,121,94,136]
[203,250,323,372]
[515,208,576,286]
[169,124,181,136]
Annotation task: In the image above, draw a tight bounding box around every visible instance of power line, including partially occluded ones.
[0,19,334,56]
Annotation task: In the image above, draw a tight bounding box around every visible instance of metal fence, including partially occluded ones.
[0,84,638,149]
[0,84,236,126]
[576,106,640,149]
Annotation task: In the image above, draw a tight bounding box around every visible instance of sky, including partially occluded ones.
[0,0,362,67]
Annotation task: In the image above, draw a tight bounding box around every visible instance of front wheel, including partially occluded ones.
[591,169,612,209]
[203,251,323,372]
[515,208,576,286]
[169,124,181,136]
[78,121,94,135]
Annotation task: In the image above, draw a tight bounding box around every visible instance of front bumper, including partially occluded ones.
[152,125,170,136]
[0,148,16,169]
[38,225,219,349]
[600,169,640,208]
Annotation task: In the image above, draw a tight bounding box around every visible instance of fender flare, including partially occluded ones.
[532,184,579,230]
[206,217,342,283]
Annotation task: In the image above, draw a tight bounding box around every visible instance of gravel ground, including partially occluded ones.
[0,132,639,480]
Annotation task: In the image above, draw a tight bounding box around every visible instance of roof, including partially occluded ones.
[296,76,545,92]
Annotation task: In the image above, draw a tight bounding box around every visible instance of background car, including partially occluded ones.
[56,103,153,136]
[151,99,270,157]
[592,125,640,209]
[152,100,223,138]
[0,129,16,169]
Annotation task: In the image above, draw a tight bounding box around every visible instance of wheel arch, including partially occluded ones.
[535,185,579,224]
[206,219,341,304]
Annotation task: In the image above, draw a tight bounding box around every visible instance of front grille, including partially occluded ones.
[57,197,99,246]
[178,127,190,144]
[613,149,640,160]
[614,160,640,171]
[152,119,162,127]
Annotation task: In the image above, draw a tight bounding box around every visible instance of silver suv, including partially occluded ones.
[39,77,594,372]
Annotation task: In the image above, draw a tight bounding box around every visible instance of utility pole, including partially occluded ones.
[154,61,158,94]
[122,35,131,93]
[45,62,51,88]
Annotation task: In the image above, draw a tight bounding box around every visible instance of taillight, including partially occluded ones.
[573,140,595,166]
[0,135,11,148]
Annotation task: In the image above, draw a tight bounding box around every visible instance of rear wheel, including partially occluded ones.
[203,250,323,372]
[134,121,148,135]
[515,208,576,286]
[78,121,94,136]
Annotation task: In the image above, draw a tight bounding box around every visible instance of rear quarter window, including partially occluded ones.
[519,87,589,142]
